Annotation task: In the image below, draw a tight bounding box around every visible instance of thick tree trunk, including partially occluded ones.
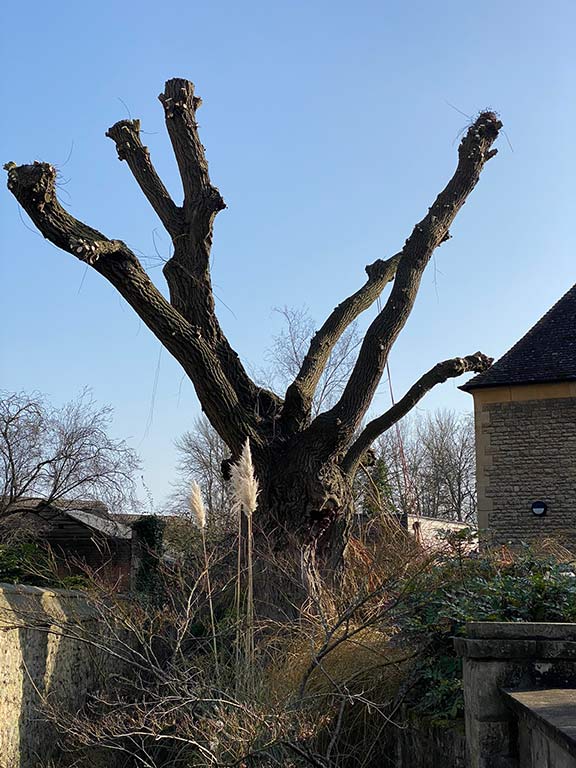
[246,443,354,615]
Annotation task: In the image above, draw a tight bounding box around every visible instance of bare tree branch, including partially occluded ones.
[107,85,267,422]
[159,78,225,224]
[342,352,492,475]
[157,78,225,312]
[308,111,501,452]
[282,254,401,431]
[6,79,278,443]
[106,119,184,237]
[155,79,276,423]
[4,161,259,450]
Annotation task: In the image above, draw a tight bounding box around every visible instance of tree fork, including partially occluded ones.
[282,252,402,432]
[106,83,268,421]
[4,160,259,452]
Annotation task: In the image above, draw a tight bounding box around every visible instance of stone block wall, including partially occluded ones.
[0,583,115,768]
[393,717,466,767]
[472,385,576,549]
[455,621,576,768]
[504,689,576,768]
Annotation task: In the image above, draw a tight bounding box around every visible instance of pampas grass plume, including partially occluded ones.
[231,439,258,691]
[190,479,219,680]
[231,439,259,516]
[190,481,207,529]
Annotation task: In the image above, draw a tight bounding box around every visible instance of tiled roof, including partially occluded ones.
[461,283,576,391]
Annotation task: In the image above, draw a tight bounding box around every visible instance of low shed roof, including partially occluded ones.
[3,498,132,540]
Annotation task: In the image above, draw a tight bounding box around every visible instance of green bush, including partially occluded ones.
[0,541,48,585]
[394,548,576,722]
[0,541,87,589]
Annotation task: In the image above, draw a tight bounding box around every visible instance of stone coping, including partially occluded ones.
[0,582,116,627]
[502,688,576,759]
[0,581,86,598]
[455,637,576,660]
[466,622,576,641]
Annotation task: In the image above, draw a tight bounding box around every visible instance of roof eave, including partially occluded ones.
[460,375,576,393]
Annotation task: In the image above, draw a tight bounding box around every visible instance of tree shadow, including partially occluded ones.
[0,584,106,768]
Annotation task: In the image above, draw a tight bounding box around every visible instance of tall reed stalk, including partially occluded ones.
[190,481,220,682]
[230,439,259,694]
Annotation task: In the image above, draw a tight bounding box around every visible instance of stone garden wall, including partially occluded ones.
[0,583,112,768]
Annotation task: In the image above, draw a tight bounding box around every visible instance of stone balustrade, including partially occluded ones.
[455,622,576,767]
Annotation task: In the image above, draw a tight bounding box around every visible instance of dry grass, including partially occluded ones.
[532,536,576,563]
[268,624,412,703]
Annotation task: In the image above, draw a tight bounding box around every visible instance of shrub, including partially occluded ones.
[0,540,89,590]
[132,514,166,593]
[393,546,576,721]
[21,515,576,766]
[0,541,49,585]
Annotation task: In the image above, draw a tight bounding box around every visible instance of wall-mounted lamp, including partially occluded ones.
[531,501,547,517]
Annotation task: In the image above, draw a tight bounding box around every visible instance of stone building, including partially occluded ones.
[461,283,576,549]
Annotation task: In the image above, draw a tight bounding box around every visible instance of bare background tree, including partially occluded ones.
[264,306,362,416]
[0,390,139,518]
[373,411,476,523]
[5,78,500,589]
[169,415,233,523]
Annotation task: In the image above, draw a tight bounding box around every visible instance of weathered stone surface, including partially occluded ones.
[458,623,576,768]
[467,622,576,641]
[391,718,467,768]
[503,688,576,763]
[455,638,576,660]
[520,733,576,768]
[475,758,518,768]
[463,659,533,720]
[0,582,119,768]
[467,718,513,755]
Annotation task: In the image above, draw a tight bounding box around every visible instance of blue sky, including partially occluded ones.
[1,0,574,509]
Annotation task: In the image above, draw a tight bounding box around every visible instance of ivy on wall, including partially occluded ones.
[132,515,166,594]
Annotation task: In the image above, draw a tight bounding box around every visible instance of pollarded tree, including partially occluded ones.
[5,78,498,586]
